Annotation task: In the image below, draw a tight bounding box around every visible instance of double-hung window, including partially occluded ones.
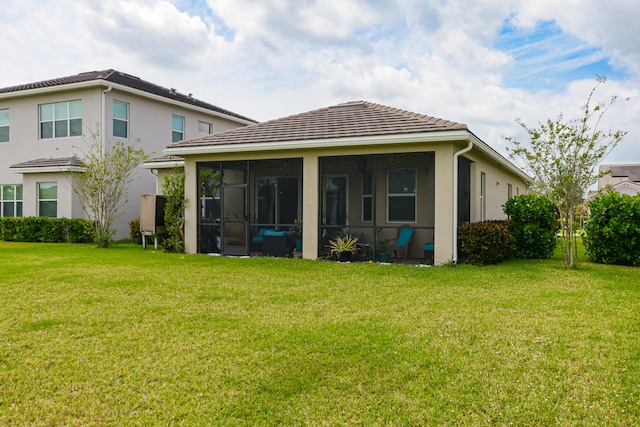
[38,182,58,217]
[172,115,184,142]
[1,184,22,217]
[40,100,82,139]
[113,101,129,138]
[0,109,9,143]
[387,169,416,222]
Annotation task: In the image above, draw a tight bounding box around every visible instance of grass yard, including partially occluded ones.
[0,241,639,426]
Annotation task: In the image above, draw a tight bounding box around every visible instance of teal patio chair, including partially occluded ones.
[392,226,414,259]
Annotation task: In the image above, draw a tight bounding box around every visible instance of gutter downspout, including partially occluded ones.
[101,86,112,155]
[452,139,473,264]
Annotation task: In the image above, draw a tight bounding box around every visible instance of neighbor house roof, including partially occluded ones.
[0,69,256,124]
[10,156,84,173]
[167,100,467,149]
[605,164,640,182]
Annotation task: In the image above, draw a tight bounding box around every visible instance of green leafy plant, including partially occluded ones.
[129,218,142,244]
[503,194,559,259]
[327,232,359,261]
[161,170,186,253]
[584,190,640,266]
[459,220,513,265]
[69,131,147,248]
[0,217,93,243]
[505,77,628,268]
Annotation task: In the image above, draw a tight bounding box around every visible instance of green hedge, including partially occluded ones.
[584,191,640,266]
[503,194,559,259]
[0,217,94,243]
[460,220,513,265]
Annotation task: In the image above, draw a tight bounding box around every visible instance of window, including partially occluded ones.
[362,172,373,222]
[507,183,513,200]
[387,169,416,222]
[480,172,486,221]
[1,184,22,217]
[198,121,213,134]
[38,182,57,217]
[113,101,128,138]
[323,176,348,226]
[0,109,9,143]
[40,100,82,139]
[172,115,184,142]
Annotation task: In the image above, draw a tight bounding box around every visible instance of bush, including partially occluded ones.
[161,170,185,253]
[129,218,142,244]
[460,220,513,265]
[584,191,640,266]
[0,217,93,243]
[503,194,559,259]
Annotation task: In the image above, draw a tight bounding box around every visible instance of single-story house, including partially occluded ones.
[153,101,530,265]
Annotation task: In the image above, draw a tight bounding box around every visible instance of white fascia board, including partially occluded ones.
[0,80,255,126]
[164,130,472,156]
[10,166,85,174]
[140,160,185,169]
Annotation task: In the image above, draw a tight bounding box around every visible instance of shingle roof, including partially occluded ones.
[10,156,83,169]
[168,101,468,148]
[0,69,256,123]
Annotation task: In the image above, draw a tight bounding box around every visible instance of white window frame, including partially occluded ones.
[198,121,213,134]
[362,172,373,222]
[0,184,22,217]
[172,114,184,142]
[387,168,417,223]
[0,109,9,143]
[480,172,486,221]
[37,182,58,218]
[39,100,82,139]
[507,183,513,200]
[113,100,129,138]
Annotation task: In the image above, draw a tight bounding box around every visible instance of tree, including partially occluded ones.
[505,77,627,268]
[71,132,147,247]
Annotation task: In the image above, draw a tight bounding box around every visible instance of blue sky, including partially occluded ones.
[0,0,638,166]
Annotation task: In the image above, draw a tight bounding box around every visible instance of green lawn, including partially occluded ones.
[0,241,638,426]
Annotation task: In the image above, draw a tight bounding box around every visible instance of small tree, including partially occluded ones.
[161,169,186,253]
[71,132,147,247]
[505,77,627,268]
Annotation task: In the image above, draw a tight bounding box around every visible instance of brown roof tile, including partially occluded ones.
[10,156,83,169]
[168,101,467,148]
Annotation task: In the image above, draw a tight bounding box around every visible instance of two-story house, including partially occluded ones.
[0,70,255,239]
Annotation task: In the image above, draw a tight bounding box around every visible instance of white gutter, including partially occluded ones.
[452,139,474,264]
[140,160,185,169]
[101,86,112,154]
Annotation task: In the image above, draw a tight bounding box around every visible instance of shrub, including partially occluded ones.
[584,191,640,266]
[0,217,93,243]
[460,220,512,265]
[129,218,142,244]
[161,170,186,253]
[503,194,559,259]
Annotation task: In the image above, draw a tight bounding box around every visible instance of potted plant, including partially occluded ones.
[289,218,302,252]
[327,232,359,262]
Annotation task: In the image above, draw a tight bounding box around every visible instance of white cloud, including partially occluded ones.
[0,0,638,167]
